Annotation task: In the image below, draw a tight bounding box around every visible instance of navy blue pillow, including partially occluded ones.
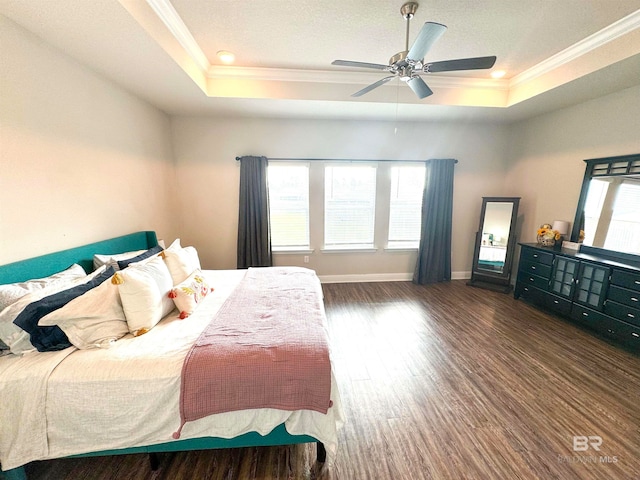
[116,245,163,270]
[13,266,115,352]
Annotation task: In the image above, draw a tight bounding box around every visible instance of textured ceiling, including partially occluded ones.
[172,0,640,76]
[1,0,639,122]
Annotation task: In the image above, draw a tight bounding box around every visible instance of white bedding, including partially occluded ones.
[0,269,344,471]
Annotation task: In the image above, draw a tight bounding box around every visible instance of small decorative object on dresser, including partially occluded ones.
[514,242,640,352]
[536,224,561,247]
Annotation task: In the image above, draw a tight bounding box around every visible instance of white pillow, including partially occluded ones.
[0,266,108,355]
[38,276,129,349]
[163,239,201,285]
[0,264,86,311]
[93,250,146,271]
[115,256,174,336]
[169,269,213,319]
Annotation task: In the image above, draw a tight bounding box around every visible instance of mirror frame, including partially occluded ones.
[571,153,640,261]
[468,196,520,293]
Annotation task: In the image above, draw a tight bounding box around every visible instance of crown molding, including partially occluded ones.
[145,0,210,73]
[143,1,636,105]
[510,9,640,87]
[207,65,508,90]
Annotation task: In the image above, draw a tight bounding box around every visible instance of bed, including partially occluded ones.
[478,244,507,270]
[0,232,343,480]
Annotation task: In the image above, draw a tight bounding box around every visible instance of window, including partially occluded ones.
[324,164,377,248]
[604,180,640,255]
[583,179,608,246]
[267,163,309,249]
[388,165,426,248]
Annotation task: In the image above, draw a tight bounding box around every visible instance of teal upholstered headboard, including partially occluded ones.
[0,231,158,285]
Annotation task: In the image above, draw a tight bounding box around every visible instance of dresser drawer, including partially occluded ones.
[610,270,640,292]
[607,285,640,309]
[519,284,546,304]
[520,248,554,266]
[541,293,572,316]
[570,304,609,326]
[570,305,640,351]
[604,300,640,327]
[613,320,640,351]
[517,271,550,291]
[519,260,552,279]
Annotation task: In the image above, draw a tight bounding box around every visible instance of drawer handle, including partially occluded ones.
[582,312,589,317]
[553,300,559,304]
[533,254,538,258]
[531,266,536,270]
[524,287,529,291]
[628,313,636,319]
[608,329,615,334]
[632,333,639,338]
[632,297,638,302]
[635,280,640,285]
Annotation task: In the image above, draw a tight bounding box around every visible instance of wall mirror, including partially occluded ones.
[467,197,520,293]
[572,154,640,260]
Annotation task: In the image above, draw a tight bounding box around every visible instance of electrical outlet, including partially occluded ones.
[303,256,309,263]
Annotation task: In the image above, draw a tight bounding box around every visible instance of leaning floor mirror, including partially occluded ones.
[467,197,520,293]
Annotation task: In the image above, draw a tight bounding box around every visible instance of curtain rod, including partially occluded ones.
[235,156,457,164]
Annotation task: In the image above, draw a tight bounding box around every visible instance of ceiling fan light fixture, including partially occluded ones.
[216,50,235,64]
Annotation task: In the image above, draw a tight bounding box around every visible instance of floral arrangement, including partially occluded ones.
[537,223,562,246]
[537,224,562,241]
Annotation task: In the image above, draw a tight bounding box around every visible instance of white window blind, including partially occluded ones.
[267,163,310,249]
[324,164,377,248]
[388,165,426,248]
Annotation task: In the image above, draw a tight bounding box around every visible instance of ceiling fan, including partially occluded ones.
[332,2,497,99]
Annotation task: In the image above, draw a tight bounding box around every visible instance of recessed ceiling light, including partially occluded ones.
[217,50,235,64]
[491,70,506,79]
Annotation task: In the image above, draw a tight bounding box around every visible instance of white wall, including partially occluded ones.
[0,16,178,265]
[171,116,510,278]
[505,85,640,245]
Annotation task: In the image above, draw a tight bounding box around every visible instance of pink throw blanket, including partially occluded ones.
[174,267,332,438]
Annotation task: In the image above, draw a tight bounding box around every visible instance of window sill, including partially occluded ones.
[272,247,314,255]
[321,246,378,254]
[384,245,419,252]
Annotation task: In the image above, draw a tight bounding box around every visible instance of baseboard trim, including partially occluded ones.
[318,271,471,284]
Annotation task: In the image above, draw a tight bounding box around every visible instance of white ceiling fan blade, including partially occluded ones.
[352,76,396,97]
[332,60,389,71]
[407,22,447,61]
[406,76,433,99]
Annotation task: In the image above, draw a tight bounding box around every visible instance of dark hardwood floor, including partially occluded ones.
[21,280,640,480]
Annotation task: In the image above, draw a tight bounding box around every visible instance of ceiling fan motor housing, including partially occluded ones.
[401,2,419,19]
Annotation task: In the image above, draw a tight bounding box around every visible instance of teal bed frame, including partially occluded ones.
[0,232,322,480]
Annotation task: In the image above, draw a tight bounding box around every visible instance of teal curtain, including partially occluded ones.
[413,158,456,284]
[237,156,272,268]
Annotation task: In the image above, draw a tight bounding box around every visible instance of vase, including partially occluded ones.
[537,235,555,247]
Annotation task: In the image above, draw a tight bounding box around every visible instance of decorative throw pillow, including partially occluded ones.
[13,267,115,352]
[39,276,129,349]
[93,250,146,272]
[116,245,164,270]
[0,264,86,311]
[0,267,106,355]
[115,255,174,336]
[168,269,213,319]
[163,239,202,285]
